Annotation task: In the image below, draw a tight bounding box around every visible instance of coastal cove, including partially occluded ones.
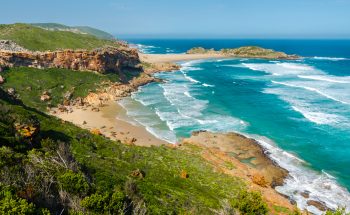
[1,26,350,213]
[1,0,350,213]
[119,39,350,213]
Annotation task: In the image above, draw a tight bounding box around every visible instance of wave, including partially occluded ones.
[202,83,215,87]
[313,56,348,61]
[133,44,159,54]
[184,91,193,98]
[118,98,177,143]
[241,62,318,76]
[183,74,200,83]
[298,75,350,84]
[248,134,350,214]
[271,81,349,105]
[291,106,344,125]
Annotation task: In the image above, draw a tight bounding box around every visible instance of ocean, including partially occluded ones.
[120,39,350,213]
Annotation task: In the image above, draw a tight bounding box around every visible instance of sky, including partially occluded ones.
[1,0,350,38]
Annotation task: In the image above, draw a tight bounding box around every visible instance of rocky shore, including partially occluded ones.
[179,131,296,211]
[187,46,300,60]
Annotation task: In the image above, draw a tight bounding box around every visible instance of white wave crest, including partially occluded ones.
[202,83,215,87]
[271,81,349,105]
[313,56,348,61]
[291,106,344,125]
[298,75,350,84]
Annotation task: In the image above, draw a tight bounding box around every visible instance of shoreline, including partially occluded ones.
[52,101,167,147]
[51,98,298,212]
[50,54,338,214]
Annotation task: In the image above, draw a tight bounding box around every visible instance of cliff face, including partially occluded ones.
[0,46,141,74]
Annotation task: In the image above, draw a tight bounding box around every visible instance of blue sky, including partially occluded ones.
[1,0,350,38]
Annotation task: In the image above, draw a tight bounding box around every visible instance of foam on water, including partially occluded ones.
[120,58,350,214]
[291,106,345,125]
[312,56,348,61]
[271,80,349,105]
[298,75,350,84]
[202,83,215,87]
[241,62,318,76]
[247,134,350,214]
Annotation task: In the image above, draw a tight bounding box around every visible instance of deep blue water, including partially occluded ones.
[126,38,350,58]
[120,39,350,213]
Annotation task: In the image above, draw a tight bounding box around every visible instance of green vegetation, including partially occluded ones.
[0,66,272,214]
[325,208,350,215]
[0,23,118,51]
[31,23,115,40]
[1,67,119,111]
[186,47,215,54]
[186,46,298,59]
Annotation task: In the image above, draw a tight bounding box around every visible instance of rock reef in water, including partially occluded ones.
[187,46,299,59]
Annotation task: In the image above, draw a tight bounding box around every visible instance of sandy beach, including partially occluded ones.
[140,53,228,63]
[53,101,167,147]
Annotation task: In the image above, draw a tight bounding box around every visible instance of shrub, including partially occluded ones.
[81,190,125,214]
[0,188,36,214]
[231,190,268,215]
[325,208,350,215]
[57,171,90,196]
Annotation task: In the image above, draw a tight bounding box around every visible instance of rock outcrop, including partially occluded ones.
[0,45,141,74]
[187,46,299,60]
[0,40,29,52]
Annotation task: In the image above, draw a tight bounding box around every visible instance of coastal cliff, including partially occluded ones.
[0,43,141,75]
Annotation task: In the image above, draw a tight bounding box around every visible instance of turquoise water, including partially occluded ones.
[120,39,350,213]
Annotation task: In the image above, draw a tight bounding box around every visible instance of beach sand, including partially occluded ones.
[140,53,228,63]
[52,101,167,147]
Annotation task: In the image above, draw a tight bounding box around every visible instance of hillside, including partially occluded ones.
[0,66,276,214]
[0,23,118,51]
[31,23,115,40]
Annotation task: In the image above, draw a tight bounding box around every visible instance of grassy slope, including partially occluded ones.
[0,23,117,51]
[1,67,119,111]
[31,23,115,40]
[0,67,272,214]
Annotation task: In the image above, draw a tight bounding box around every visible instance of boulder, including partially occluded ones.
[7,88,15,96]
[0,75,4,84]
[40,91,51,101]
[180,170,189,179]
[90,128,102,136]
[130,169,145,179]
[307,200,330,211]
[251,174,269,187]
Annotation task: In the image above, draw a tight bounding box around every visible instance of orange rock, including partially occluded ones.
[251,174,268,187]
[180,170,189,179]
[90,128,102,135]
[0,47,141,74]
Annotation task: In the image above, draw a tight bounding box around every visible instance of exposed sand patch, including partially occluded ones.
[52,101,167,147]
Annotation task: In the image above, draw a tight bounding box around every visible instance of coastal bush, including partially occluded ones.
[58,171,90,196]
[230,190,269,215]
[325,208,350,215]
[81,190,125,214]
[0,187,36,214]
[1,67,119,111]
